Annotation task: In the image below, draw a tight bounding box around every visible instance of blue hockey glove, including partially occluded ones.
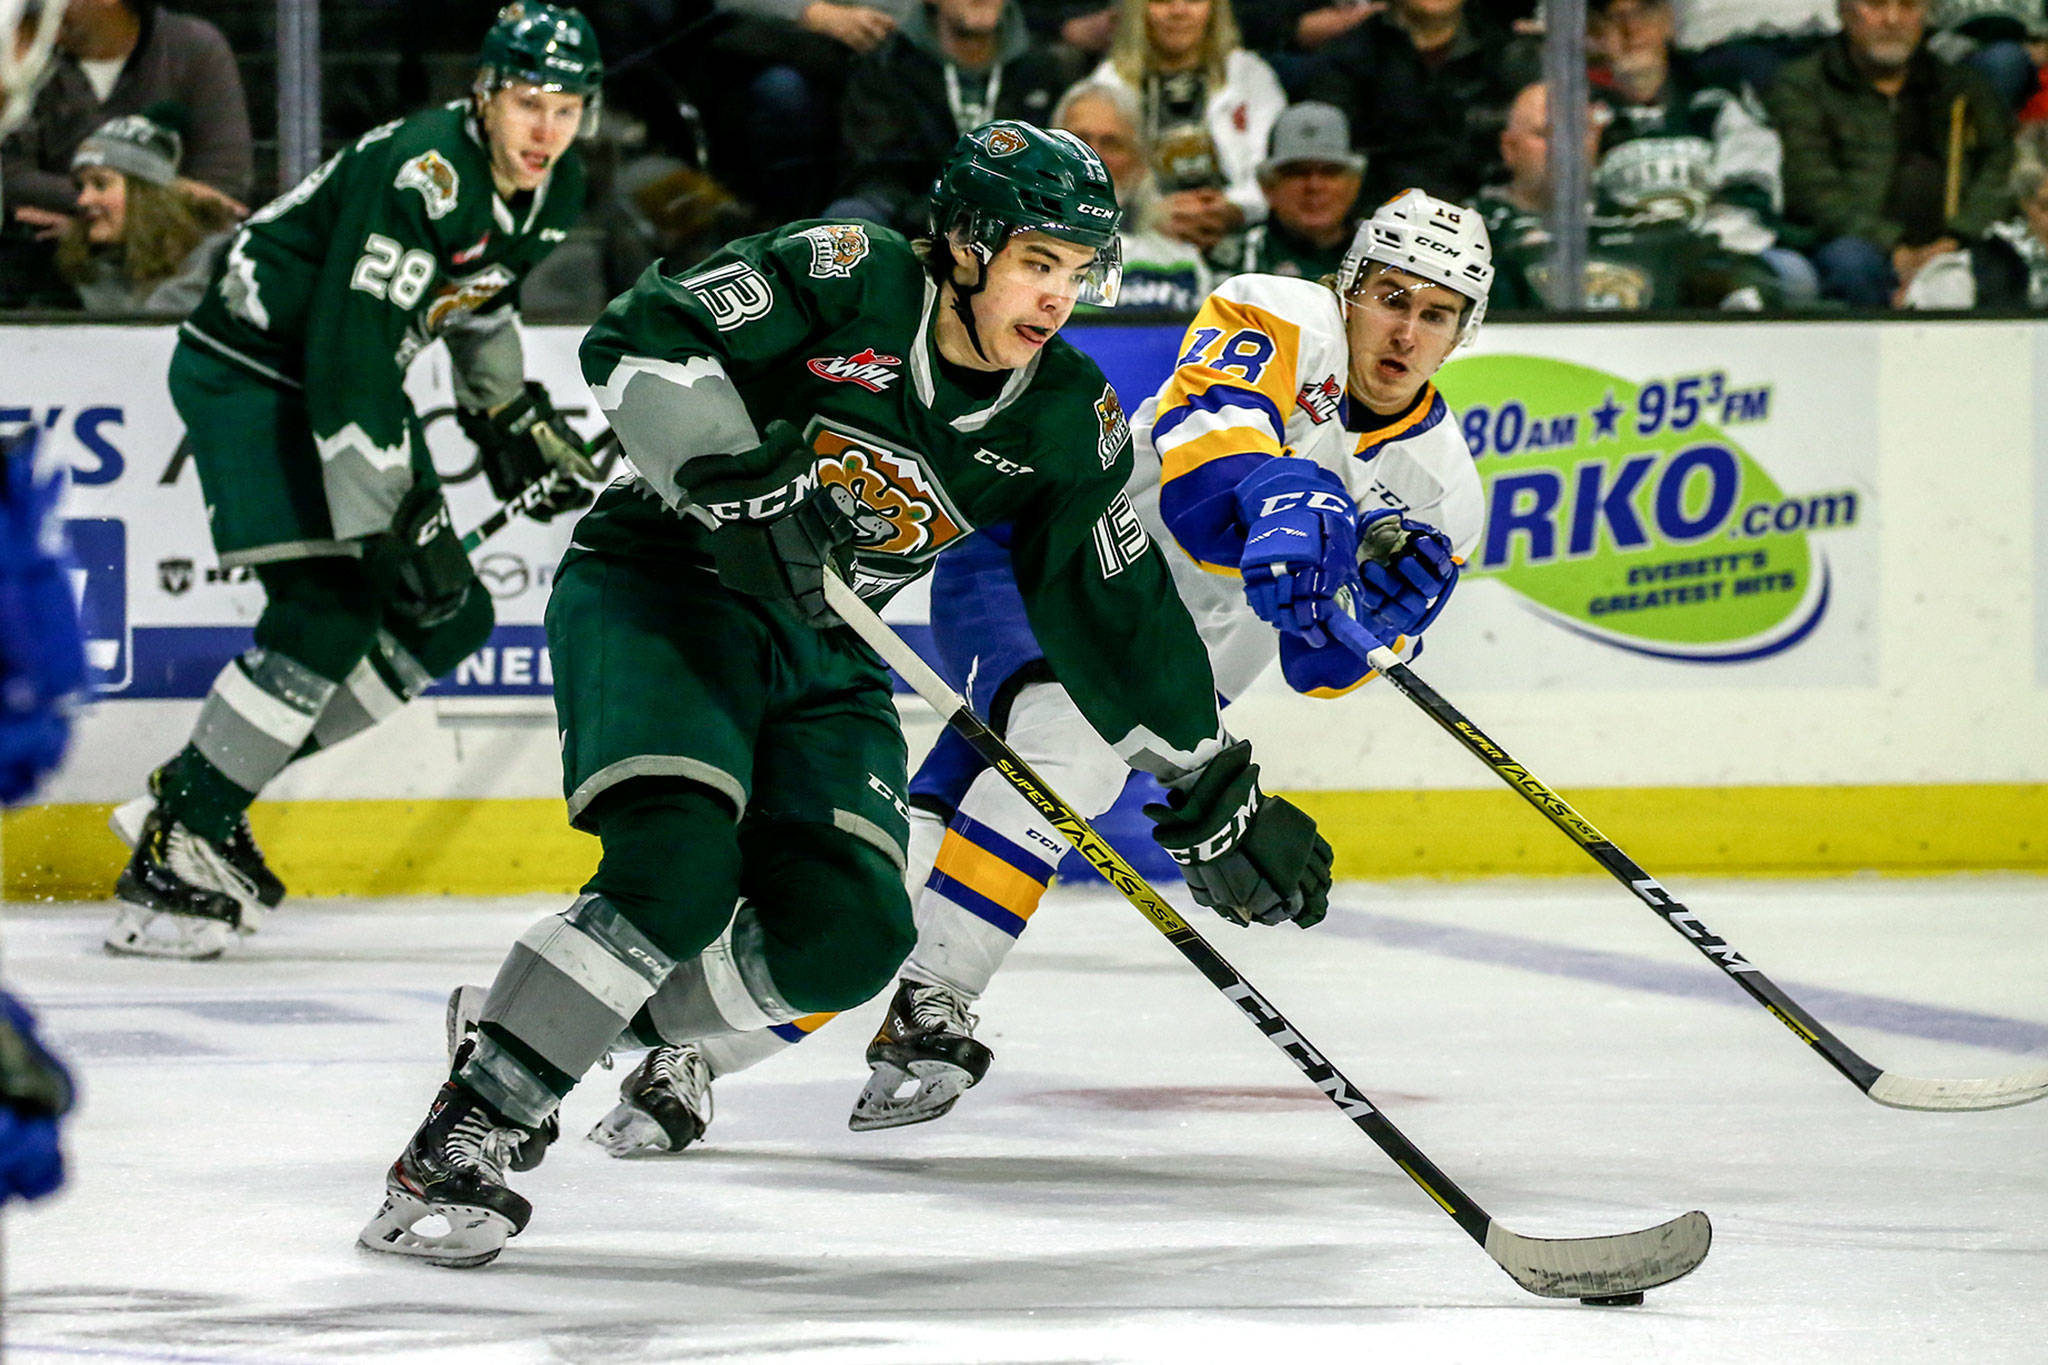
[0,989,74,1205]
[1233,457,1359,646]
[0,430,87,806]
[1353,509,1460,642]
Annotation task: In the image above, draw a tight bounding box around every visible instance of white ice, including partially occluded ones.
[3,874,2044,1363]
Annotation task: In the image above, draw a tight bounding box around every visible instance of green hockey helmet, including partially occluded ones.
[927,121,1124,306]
[475,3,605,129]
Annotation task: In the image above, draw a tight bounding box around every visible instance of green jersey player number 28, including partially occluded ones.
[359,121,1336,1269]
[105,4,604,961]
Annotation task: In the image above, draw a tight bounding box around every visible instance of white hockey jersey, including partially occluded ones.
[1126,272,1485,698]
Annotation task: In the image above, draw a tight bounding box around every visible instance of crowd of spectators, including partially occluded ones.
[10,0,2048,316]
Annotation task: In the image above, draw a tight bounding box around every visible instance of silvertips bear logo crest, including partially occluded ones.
[798,223,872,279]
[982,126,1028,157]
[1094,385,1129,468]
[396,150,461,220]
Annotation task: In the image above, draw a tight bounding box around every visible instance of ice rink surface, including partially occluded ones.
[2,873,2044,1364]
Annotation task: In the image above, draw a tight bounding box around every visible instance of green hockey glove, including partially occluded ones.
[1145,740,1333,928]
[457,382,597,522]
[678,421,890,627]
[369,483,476,627]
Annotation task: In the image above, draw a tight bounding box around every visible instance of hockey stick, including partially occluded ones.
[459,430,618,552]
[821,573,1712,1303]
[1325,613,2048,1113]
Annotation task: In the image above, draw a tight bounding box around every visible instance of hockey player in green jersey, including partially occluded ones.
[359,120,1335,1269]
[105,3,605,961]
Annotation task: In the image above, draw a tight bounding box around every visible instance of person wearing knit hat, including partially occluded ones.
[55,102,237,314]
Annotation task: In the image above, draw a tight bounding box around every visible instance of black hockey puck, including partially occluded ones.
[1580,1291,1646,1307]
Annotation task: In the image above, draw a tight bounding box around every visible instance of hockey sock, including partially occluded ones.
[154,744,256,844]
[159,649,339,841]
[459,893,679,1129]
[288,636,422,762]
[902,682,1124,997]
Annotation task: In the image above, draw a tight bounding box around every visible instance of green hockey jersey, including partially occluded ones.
[181,103,586,539]
[578,220,1229,778]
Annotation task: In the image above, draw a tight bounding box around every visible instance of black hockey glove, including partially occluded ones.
[1145,740,1333,928]
[368,482,476,628]
[456,382,597,523]
[677,421,891,627]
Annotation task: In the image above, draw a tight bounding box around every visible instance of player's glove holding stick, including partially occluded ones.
[1350,508,1460,642]
[1234,457,1360,647]
[457,381,599,523]
[1145,739,1334,928]
[677,420,892,628]
[368,483,475,628]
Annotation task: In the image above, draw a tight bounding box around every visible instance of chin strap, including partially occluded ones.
[948,245,998,368]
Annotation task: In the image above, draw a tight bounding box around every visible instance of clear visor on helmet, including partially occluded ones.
[1016,227,1123,307]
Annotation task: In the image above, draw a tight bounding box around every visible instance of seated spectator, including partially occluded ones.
[706,0,918,222]
[1301,0,1538,208]
[1899,117,2048,302]
[1053,77,1215,310]
[55,105,233,314]
[1220,99,1362,277]
[1589,0,1819,300]
[2,0,248,306]
[1678,0,1838,95]
[1928,0,2045,113]
[1478,80,1781,309]
[827,0,1082,234]
[1767,0,2015,307]
[1089,0,1287,250]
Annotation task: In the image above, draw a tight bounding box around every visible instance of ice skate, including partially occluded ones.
[105,805,260,960]
[110,769,287,918]
[358,1081,536,1268]
[444,984,557,1171]
[587,1043,714,1156]
[849,978,994,1131]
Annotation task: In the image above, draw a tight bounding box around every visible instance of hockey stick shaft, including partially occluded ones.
[1326,614,2048,1112]
[825,576,1551,1257]
[459,430,618,552]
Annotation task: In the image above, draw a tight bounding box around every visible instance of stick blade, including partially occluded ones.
[1865,1064,2048,1112]
[1485,1209,1712,1300]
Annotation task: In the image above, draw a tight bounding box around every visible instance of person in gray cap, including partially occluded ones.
[54,103,235,313]
[1225,100,1366,279]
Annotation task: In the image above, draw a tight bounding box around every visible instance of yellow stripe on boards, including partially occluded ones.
[4,784,2044,900]
[1287,784,2048,878]
[1,798,599,901]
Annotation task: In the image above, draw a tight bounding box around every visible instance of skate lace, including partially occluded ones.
[161,823,257,907]
[650,1044,711,1100]
[447,1108,521,1182]
[908,984,977,1036]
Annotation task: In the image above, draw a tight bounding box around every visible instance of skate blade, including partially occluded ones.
[586,1102,684,1158]
[357,1191,515,1269]
[103,905,230,961]
[848,1058,975,1132]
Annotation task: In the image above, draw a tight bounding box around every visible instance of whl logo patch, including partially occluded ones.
[1297,374,1342,425]
[808,348,902,393]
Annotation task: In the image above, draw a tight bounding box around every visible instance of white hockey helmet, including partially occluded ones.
[1,0,68,139]
[1338,188,1494,348]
